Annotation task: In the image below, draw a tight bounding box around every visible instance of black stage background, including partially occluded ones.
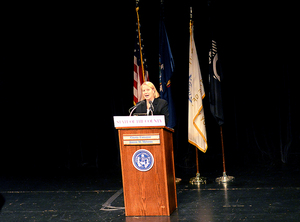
[1,1,299,175]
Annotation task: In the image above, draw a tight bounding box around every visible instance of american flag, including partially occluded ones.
[133,22,149,105]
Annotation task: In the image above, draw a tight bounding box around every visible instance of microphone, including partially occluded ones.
[149,101,154,116]
[128,100,143,113]
[129,100,145,116]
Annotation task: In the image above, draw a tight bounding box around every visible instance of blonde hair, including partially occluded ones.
[141,81,160,100]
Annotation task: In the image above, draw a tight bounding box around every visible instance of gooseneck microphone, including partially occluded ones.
[129,100,145,116]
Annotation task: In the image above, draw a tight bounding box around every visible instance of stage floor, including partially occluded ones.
[1,164,300,221]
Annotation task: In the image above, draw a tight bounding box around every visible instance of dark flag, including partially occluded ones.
[209,39,224,125]
[159,16,176,128]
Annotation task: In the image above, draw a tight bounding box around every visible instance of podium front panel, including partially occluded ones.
[117,127,177,216]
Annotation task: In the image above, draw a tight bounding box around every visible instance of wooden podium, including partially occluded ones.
[116,123,177,216]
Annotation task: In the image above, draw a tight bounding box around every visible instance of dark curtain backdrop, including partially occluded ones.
[1,1,299,175]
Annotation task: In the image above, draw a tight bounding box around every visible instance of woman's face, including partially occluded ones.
[142,85,155,101]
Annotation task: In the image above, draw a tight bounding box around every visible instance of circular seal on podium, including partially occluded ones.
[132,149,154,172]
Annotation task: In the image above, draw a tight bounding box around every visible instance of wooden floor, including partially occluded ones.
[1,164,300,221]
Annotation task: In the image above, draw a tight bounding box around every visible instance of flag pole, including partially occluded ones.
[135,0,145,81]
[220,126,226,173]
[189,6,206,186]
[207,0,234,184]
[215,126,234,183]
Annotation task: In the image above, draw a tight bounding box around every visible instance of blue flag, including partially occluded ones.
[159,19,176,128]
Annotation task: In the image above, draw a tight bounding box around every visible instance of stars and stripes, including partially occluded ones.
[133,20,149,105]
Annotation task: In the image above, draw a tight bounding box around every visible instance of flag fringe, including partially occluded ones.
[188,140,207,153]
[189,104,208,153]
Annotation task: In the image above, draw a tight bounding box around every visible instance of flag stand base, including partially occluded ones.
[215,172,234,183]
[189,173,206,185]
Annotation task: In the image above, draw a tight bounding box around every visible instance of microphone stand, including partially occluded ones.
[129,101,145,116]
[129,106,138,116]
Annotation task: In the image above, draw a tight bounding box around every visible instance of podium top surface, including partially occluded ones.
[116,126,174,133]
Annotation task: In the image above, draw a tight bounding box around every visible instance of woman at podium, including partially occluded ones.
[133,81,169,125]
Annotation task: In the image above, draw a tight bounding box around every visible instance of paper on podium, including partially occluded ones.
[113,115,165,128]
